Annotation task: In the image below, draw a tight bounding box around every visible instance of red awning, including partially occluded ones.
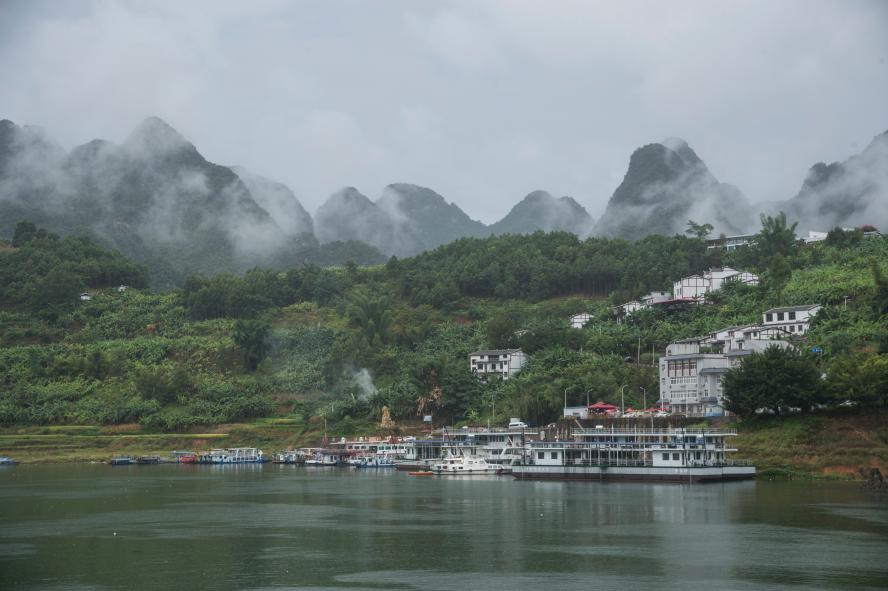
[588,401,618,410]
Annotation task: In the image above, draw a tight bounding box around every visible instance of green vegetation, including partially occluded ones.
[1,219,887,478]
[723,346,824,416]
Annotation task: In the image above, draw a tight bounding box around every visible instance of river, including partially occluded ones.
[1,464,886,590]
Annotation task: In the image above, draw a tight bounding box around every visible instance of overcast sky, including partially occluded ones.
[1,0,886,223]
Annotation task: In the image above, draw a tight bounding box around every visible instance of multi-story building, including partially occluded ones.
[762,304,822,335]
[469,349,528,381]
[660,321,793,416]
[658,339,730,417]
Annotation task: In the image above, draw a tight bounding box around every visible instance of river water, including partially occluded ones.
[1,464,886,590]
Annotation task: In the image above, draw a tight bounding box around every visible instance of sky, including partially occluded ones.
[1,0,886,223]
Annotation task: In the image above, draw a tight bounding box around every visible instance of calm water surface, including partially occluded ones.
[1,464,887,590]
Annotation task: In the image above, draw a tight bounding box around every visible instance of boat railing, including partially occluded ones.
[560,458,654,467]
[571,428,737,436]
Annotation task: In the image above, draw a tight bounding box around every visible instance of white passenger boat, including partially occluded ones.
[431,453,501,475]
[197,448,266,464]
[348,455,395,468]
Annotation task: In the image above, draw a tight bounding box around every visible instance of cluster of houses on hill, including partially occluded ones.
[658,304,822,417]
[614,266,759,322]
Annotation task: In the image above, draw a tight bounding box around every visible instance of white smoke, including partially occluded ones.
[350,367,377,400]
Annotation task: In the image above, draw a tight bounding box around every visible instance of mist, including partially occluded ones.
[1,1,885,223]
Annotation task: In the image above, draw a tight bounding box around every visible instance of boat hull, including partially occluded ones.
[511,464,755,483]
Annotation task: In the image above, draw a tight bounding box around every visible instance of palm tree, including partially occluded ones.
[756,211,798,257]
[347,288,392,346]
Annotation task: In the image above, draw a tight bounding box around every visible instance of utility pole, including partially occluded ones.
[620,384,628,415]
[637,336,642,367]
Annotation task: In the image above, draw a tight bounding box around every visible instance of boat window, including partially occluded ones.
[662,453,669,460]
[672,453,680,460]
[537,452,545,459]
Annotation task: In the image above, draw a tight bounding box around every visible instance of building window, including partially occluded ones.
[789,325,795,332]
[798,325,804,331]
[672,453,680,461]
[789,311,796,320]
[550,452,558,459]
[777,312,784,321]
[766,313,773,322]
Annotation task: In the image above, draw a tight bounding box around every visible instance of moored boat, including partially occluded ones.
[511,427,755,483]
[171,451,197,464]
[109,456,134,465]
[273,450,306,465]
[197,448,266,464]
[0,456,19,466]
[430,453,501,475]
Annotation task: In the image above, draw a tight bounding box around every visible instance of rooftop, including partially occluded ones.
[469,349,523,356]
[764,304,821,314]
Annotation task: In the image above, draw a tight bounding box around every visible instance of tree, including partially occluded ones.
[826,354,888,407]
[755,212,798,258]
[11,221,42,247]
[347,288,392,346]
[722,345,823,417]
[763,253,792,297]
[233,318,271,371]
[685,220,714,240]
[871,261,888,316]
[486,314,518,349]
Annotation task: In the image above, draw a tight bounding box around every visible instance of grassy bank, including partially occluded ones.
[0,416,412,463]
[734,410,888,479]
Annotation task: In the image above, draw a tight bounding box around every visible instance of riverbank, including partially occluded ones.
[0,418,326,463]
[734,411,888,480]
[2,412,886,479]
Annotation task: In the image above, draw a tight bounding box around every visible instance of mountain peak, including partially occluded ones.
[594,138,751,238]
[124,116,191,156]
[489,190,594,237]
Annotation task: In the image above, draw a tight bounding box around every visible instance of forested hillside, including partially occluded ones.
[1,219,886,437]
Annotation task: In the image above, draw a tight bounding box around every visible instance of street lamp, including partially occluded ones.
[639,386,647,411]
[619,384,628,414]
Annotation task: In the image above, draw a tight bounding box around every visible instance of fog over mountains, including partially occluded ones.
[1,116,886,282]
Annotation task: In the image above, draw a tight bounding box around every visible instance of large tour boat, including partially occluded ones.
[511,426,754,483]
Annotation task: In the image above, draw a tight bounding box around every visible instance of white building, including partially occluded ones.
[804,230,829,244]
[672,267,759,302]
[762,304,822,336]
[563,405,590,419]
[614,291,673,322]
[707,233,756,251]
[673,274,709,301]
[658,339,730,417]
[641,291,671,306]
[470,349,528,381]
[569,313,593,329]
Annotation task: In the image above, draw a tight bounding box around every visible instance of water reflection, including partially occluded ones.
[0,465,886,590]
